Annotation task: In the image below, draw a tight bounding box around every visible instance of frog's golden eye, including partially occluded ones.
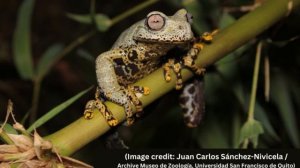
[146,14,165,31]
[186,13,193,24]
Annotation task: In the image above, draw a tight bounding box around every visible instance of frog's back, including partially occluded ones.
[111,20,143,49]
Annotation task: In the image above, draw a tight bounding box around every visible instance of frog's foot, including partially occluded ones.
[127,85,150,118]
[182,51,206,76]
[163,59,184,90]
[122,101,135,126]
[131,85,150,95]
[84,97,118,127]
[199,29,218,43]
[182,35,210,76]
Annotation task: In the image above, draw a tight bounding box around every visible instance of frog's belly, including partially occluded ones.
[114,62,159,85]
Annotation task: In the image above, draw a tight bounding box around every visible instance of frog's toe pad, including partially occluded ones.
[84,110,94,120]
[195,68,206,75]
[107,119,119,127]
[165,75,172,82]
[126,117,135,126]
[143,87,150,95]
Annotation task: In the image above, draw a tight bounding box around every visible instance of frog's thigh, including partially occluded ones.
[96,50,134,119]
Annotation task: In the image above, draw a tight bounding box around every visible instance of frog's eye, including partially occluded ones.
[186,13,193,24]
[146,14,165,31]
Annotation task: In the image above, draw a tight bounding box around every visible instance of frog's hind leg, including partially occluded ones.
[84,87,119,127]
[102,88,136,126]
[127,86,150,117]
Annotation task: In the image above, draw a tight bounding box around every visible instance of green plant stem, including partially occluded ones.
[46,0,300,156]
[29,79,41,124]
[241,41,263,148]
[248,41,263,121]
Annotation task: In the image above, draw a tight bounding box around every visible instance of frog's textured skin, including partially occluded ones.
[84,9,215,126]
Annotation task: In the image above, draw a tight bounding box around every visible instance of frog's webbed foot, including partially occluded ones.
[163,59,184,90]
[84,87,118,127]
[182,42,206,76]
[125,85,150,119]
[183,30,218,74]
[101,85,150,126]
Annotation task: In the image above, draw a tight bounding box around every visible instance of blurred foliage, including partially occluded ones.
[0,0,300,166]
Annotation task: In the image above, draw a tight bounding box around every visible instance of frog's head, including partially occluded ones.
[133,9,194,44]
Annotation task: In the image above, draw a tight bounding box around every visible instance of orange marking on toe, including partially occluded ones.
[143,87,150,95]
[108,119,119,127]
[84,110,94,120]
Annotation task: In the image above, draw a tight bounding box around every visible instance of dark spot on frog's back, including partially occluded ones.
[114,58,125,65]
[128,50,138,61]
[115,66,126,77]
[128,63,139,75]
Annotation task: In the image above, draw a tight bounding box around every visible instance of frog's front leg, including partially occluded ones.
[182,42,206,75]
[163,59,184,90]
[163,45,204,90]
[163,30,218,89]
[95,49,147,125]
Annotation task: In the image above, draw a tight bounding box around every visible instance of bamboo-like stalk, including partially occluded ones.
[46,0,300,156]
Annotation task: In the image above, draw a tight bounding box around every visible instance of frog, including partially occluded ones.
[83,9,216,126]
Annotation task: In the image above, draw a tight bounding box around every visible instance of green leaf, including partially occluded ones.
[66,13,111,32]
[27,86,93,132]
[239,119,264,148]
[94,14,112,32]
[271,72,300,147]
[36,44,64,80]
[76,48,94,62]
[234,84,280,141]
[66,13,93,24]
[0,123,18,135]
[12,0,35,79]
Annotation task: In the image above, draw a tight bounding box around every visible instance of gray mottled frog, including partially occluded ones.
[84,9,216,126]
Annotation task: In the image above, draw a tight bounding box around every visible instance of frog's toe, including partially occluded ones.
[107,118,119,127]
[126,117,135,126]
[83,110,94,120]
[176,81,183,90]
[201,29,218,42]
[143,87,150,95]
[131,85,150,95]
[195,68,206,75]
